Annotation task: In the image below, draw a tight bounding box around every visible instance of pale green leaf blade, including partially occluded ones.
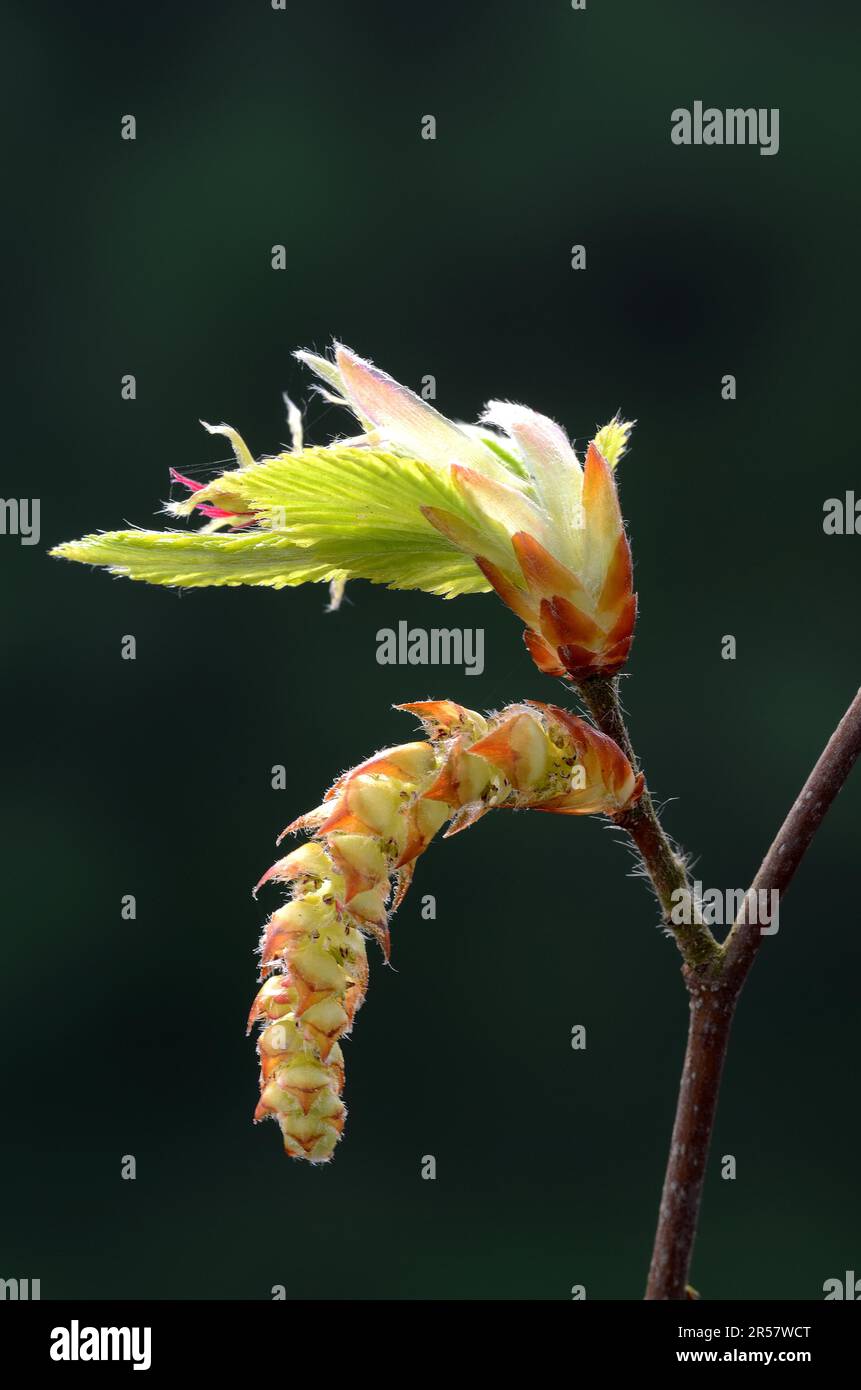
[187,446,519,576]
[50,522,492,597]
[51,530,338,589]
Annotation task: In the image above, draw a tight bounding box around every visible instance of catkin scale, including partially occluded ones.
[250,700,643,1161]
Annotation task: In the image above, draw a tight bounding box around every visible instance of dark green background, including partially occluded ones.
[3,0,859,1299]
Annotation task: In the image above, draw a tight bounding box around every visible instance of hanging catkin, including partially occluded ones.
[249,699,643,1161]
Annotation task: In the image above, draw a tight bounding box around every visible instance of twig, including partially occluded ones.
[645,687,861,1299]
[720,687,861,993]
[576,675,721,970]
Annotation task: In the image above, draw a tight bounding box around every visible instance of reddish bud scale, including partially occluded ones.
[250,700,642,1162]
[434,444,637,682]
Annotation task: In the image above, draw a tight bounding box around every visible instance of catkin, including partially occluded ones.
[249,699,642,1161]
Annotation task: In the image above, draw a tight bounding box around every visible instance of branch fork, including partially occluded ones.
[578,676,861,1299]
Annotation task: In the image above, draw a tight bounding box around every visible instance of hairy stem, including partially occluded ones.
[576,675,721,970]
[645,687,861,1299]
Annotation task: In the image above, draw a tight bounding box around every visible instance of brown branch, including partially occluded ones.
[644,975,737,1302]
[574,677,861,1296]
[720,686,861,994]
[645,686,861,1299]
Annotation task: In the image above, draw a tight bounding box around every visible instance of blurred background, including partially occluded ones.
[3,0,859,1299]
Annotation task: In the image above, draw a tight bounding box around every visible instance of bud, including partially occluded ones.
[425,445,635,681]
[54,341,637,670]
